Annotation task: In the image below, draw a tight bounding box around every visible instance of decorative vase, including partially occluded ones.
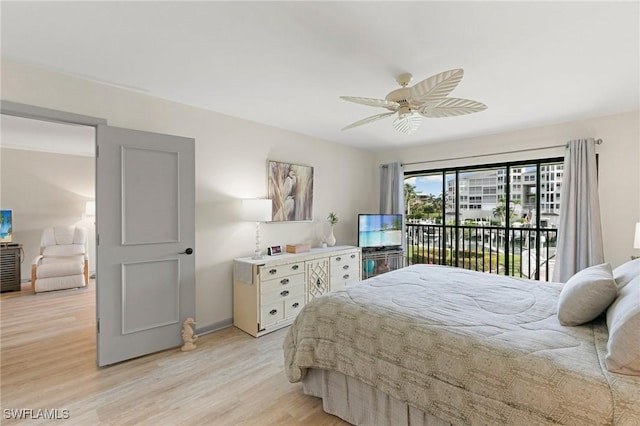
[326,226,336,247]
[365,259,375,276]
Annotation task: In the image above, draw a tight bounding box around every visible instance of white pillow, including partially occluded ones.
[557,263,618,326]
[606,274,640,375]
[612,258,640,289]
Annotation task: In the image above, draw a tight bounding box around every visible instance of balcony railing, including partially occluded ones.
[406,223,558,281]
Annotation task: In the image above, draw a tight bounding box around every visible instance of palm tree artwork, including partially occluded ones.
[269,161,314,222]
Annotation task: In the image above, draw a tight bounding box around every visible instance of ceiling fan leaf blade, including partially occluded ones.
[409,98,444,110]
[409,69,464,104]
[420,98,487,118]
[342,112,395,130]
[340,96,399,109]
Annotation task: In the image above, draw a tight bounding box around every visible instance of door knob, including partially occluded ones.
[180,248,194,255]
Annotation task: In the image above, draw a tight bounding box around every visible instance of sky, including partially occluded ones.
[405,175,444,196]
[407,165,542,196]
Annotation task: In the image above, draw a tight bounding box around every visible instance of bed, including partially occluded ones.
[283,264,640,425]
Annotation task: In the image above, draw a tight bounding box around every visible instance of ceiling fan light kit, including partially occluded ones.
[341,68,487,134]
[393,113,421,135]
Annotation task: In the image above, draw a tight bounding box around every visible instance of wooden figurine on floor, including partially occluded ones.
[181,317,198,352]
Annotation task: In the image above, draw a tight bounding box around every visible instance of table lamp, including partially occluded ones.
[243,199,272,259]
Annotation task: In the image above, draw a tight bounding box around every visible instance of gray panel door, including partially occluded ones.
[96,125,195,366]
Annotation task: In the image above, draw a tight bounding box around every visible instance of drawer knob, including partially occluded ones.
[335,256,342,262]
[292,302,300,308]
[343,265,349,270]
[280,290,290,297]
[350,254,356,259]
[292,265,299,270]
[269,309,278,316]
[269,269,277,275]
[343,274,350,279]
[280,278,289,285]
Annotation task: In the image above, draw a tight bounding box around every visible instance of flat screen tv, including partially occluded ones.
[0,210,12,244]
[358,214,403,250]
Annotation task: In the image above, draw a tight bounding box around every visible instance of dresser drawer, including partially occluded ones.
[332,259,358,275]
[259,262,304,281]
[330,251,359,267]
[330,268,360,291]
[330,251,360,291]
[261,283,305,305]
[261,272,304,293]
[331,257,359,280]
[331,268,359,283]
[284,295,305,318]
[260,300,286,327]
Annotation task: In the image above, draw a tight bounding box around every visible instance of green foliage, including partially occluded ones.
[327,212,338,225]
[405,183,418,216]
[404,182,444,221]
[492,197,522,224]
[407,245,523,276]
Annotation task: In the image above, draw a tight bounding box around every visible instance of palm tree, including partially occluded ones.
[422,193,443,220]
[492,197,509,224]
[492,197,520,224]
[404,183,417,216]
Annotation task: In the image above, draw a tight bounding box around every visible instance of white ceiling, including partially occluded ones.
[1,1,638,152]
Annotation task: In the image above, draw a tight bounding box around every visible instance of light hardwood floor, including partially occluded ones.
[0,282,348,425]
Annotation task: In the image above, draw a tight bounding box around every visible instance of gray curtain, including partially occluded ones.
[552,138,604,282]
[380,162,405,250]
[379,162,404,214]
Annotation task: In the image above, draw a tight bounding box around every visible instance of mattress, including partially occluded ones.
[284,264,640,425]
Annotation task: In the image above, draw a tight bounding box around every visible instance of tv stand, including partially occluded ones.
[1,244,22,292]
[362,247,405,279]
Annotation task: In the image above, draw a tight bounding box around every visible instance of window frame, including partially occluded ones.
[405,156,564,280]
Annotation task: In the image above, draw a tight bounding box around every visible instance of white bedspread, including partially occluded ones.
[284,265,640,425]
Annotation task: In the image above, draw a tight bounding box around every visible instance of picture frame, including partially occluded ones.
[267,245,283,256]
[268,160,314,222]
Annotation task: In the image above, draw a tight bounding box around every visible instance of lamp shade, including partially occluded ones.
[242,199,272,222]
[634,222,640,249]
[85,200,96,217]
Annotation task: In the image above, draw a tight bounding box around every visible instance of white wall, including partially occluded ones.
[1,59,377,330]
[375,110,640,268]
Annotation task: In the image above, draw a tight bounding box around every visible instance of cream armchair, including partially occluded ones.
[31,226,89,293]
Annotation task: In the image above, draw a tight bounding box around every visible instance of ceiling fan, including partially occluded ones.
[340,69,487,135]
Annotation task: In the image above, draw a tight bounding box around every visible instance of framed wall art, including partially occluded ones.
[268,160,313,222]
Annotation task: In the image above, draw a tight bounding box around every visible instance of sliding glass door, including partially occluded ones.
[405,157,564,281]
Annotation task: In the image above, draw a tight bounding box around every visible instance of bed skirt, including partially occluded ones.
[302,368,451,426]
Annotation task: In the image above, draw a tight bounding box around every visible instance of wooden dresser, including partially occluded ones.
[233,245,361,337]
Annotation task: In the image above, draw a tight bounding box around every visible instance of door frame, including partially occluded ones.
[1,100,105,358]
[1,101,107,128]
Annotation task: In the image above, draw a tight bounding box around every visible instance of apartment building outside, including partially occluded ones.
[445,164,564,228]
